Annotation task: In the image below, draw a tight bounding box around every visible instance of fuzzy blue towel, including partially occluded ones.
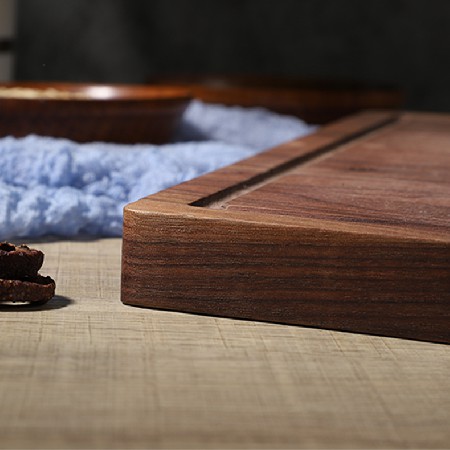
[0,101,315,239]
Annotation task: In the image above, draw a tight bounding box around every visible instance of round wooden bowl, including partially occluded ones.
[0,82,191,144]
[149,74,403,124]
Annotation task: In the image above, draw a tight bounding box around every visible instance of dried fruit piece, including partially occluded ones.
[0,275,56,304]
[0,242,44,279]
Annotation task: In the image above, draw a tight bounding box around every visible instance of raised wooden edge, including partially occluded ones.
[126,110,448,242]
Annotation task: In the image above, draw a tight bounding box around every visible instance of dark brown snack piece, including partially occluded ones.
[0,242,44,279]
[0,275,56,304]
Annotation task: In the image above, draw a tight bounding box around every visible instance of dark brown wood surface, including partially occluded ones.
[121,111,450,344]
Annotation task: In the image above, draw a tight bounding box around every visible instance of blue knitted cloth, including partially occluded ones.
[0,101,315,239]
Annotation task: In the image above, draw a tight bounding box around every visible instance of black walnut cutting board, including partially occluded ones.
[121,111,450,344]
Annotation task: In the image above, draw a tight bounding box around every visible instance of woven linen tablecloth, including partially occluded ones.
[0,237,448,449]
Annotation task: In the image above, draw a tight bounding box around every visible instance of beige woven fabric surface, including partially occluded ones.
[0,238,448,449]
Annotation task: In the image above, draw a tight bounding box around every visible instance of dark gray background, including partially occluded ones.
[15,0,450,112]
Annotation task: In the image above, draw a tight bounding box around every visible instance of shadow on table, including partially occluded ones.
[0,295,73,312]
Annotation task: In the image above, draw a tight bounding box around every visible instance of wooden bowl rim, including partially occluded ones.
[0,82,192,103]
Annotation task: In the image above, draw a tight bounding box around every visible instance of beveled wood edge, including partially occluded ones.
[124,110,449,243]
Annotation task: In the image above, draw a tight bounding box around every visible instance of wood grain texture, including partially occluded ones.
[1,238,449,449]
[122,111,450,344]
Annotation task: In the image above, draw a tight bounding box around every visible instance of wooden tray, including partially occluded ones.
[121,111,450,344]
[0,82,190,144]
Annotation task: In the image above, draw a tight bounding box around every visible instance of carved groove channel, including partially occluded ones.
[190,116,398,210]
